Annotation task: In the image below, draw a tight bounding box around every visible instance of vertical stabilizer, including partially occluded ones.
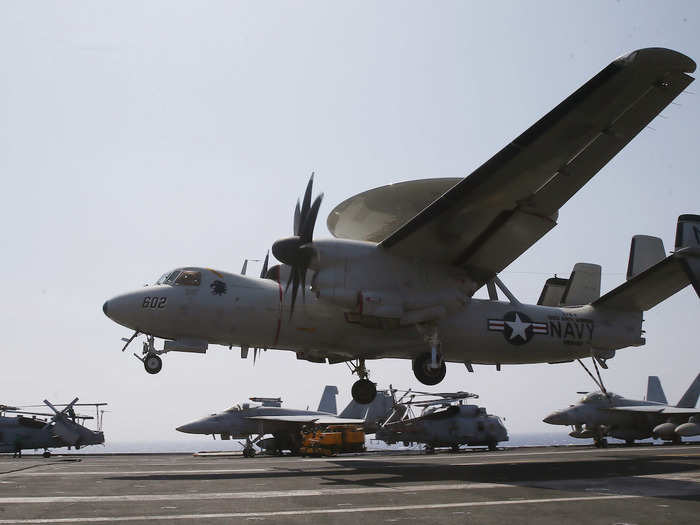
[627,235,665,280]
[677,373,700,408]
[317,385,339,414]
[561,263,602,305]
[646,376,667,404]
[675,215,700,295]
[339,400,369,419]
[675,214,700,250]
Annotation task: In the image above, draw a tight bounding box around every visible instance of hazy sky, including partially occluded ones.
[1,1,699,444]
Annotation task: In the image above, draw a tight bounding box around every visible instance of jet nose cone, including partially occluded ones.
[176,421,205,434]
[102,301,109,316]
[543,411,567,425]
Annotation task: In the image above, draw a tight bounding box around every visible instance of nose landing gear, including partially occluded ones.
[127,335,166,375]
[347,359,377,404]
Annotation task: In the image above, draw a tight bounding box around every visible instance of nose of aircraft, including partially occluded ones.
[102,290,149,328]
[543,410,569,425]
[176,417,218,435]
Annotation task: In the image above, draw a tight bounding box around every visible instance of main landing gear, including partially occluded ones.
[348,359,377,404]
[413,325,446,386]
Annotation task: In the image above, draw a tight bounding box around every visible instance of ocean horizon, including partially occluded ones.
[19,431,698,455]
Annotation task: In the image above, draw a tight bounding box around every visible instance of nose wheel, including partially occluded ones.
[129,335,165,374]
[144,354,162,374]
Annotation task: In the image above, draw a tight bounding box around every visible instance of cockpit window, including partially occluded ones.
[156,270,183,285]
[175,270,201,286]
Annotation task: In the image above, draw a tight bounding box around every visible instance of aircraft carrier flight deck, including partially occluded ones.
[1,444,699,524]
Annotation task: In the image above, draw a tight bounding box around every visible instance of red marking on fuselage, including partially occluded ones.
[273,270,283,347]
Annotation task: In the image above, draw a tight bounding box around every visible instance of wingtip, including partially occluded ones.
[615,47,696,74]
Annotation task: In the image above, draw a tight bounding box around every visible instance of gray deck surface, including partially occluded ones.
[1,444,699,524]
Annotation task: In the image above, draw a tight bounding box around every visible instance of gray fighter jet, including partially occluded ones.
[176,386,364,456]
[0,399,106,457]
[543,373,700,447]
[373,389,509,453]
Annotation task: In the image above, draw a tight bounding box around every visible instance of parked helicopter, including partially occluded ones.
[0,399,107,457]
[374,389,508,453]
[103,48,700,405]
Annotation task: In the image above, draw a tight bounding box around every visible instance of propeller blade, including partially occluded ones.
[260,252,269,279]
[43,399,61,416]
[241,259,248,275]
[300,173,314,226]
[293,200,301,236]
[300,194,323,242]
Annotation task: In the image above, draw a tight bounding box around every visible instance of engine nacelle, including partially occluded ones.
[652,422,678,440]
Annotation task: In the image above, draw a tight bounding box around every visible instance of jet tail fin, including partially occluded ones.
[317,385,339,414]
[676,373,700,408]
[646,376,667,404]
[592,216,700,312]
[339,400,368,419]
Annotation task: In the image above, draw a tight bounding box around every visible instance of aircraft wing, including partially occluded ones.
[605,406,700,415]
[364,48,695,285]
[246,415,365,425]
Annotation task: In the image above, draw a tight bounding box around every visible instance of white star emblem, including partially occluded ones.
[505,313,531,341]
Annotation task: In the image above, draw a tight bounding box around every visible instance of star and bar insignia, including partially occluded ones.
[488,311,548,345]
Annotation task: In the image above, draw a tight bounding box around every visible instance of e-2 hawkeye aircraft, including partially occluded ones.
[103,48,700,404]
[543,373,700,447]
[0,399,106,457]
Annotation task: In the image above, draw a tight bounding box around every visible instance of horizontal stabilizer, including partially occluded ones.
[646,376,668,404]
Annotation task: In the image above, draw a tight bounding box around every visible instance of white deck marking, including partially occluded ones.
[0,495,642,523]
[0,482,510,503]
[0,468,266,477]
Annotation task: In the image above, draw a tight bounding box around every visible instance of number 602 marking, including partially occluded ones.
[142,296,167,309]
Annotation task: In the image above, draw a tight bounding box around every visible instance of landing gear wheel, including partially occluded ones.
[451,444,460,453]
[625,439,634,447]
[42,451,51,458]
[351,379,377,404]
[425,445,435,455]
[144,354,162,375]
[243,447,256,458]
[488,441,497,452]
[594,437,608,449]
[412,352,447,386]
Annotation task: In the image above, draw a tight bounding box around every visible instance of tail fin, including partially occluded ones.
[646,376,668,404]
[317,385,338,414]
[339,400,369,419]
[592,215,700,311]
[561,263,601,305]
[676,373,700,408]
[537,263,601,307]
